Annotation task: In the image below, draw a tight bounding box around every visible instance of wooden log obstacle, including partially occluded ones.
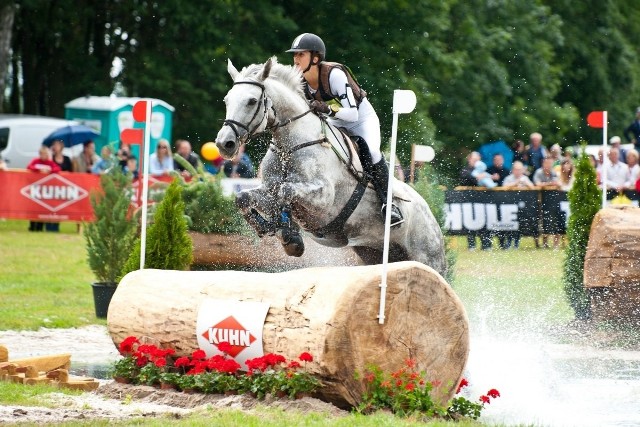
[108,261,469,408]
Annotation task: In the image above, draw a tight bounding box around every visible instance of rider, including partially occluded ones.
[286,33,404,227]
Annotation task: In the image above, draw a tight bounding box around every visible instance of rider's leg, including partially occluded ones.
[352,136,404,227]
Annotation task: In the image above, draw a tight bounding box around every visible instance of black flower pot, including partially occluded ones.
[91,282,117,318]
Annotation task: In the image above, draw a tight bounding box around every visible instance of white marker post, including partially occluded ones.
[601,111,608,209]
[378,89,416,325]
[139,100,152,270]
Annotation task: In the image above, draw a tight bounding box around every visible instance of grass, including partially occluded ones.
[0,219,99,330]
[0,220,562,426]
[0,381,82,407]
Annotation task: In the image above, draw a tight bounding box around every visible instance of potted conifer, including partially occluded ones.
[84,167,138,318]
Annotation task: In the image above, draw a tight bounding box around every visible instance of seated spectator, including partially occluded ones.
[487,153,510,186]
[602,147,630,192]
[223,145,255,178]
[533,156,560,188]
[72,140,100,173]
[626,149,639,190]
[91,146,114,175]
[174,139,202,178]
[502,161,535,189]
[472,159,496,188]
[526,132,548,173]
[511,139,526,164]
[588,154,601,184]
[27,146,61,232]
[150,139,175,176]
[549,143,562,173]
[558,159,575,192]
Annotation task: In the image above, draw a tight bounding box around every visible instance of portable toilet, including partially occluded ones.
[64,96,175,158]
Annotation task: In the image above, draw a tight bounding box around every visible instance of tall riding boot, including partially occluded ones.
[371,159,404,227]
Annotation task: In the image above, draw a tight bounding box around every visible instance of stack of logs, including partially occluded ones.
[0,345,99,391]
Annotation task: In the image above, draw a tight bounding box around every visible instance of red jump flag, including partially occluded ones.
[132,100,149,123]
[587,111,604,128]
[120,128,144,145]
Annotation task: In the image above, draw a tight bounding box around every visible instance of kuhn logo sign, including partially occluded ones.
[196,299,269,366]
[20,174,88,212]
[201,315,257,358]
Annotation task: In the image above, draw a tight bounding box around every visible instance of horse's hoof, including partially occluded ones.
[283,238,305,257]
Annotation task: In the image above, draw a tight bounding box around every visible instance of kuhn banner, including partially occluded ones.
[0,170,99,221]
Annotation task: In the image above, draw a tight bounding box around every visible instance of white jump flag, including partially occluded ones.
[379,90,416,325]
[132,100,153,270]
[586,110,607,209]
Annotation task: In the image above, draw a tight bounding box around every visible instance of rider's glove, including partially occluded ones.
[310,100,331,115]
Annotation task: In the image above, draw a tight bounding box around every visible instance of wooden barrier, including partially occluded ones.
[108,261,469,408]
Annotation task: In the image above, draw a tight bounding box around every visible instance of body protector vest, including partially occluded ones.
[304,62,367,108]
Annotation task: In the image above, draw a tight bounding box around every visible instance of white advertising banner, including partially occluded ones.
[196,299,270,369]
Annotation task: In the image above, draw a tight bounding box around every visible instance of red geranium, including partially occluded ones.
[191,349,206,360]
[480,395,490,404]
[118,336,139,355]
[456,377,469,394]
[299,352,313,362]
[487,388,501,398]
[154,358,167,368]
[217,341,232,354]
[174,357,190,368]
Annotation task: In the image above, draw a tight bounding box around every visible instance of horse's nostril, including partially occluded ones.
[224,140,235,150]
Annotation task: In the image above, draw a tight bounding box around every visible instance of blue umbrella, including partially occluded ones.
[43,124,100,148]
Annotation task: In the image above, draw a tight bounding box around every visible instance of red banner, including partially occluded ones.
[0,170,174,222]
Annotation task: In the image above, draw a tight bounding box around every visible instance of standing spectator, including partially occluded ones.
[533,156,560,188]
[558,159,575,192]
[91,146,114,175]
[549,143,562,173]
[48,139,73,232]
[609,136,627,163]
[50,139,72,172]
[459,151,492,250]
[459,151,481,187]
[501,161,534,249]
[602,147,630,192]
[623,107,640,152]
[223,144,255,178]
[487,153,510,186]
[27,146,61,232]
[116,143,131,170]
[533,156,561,249]
[72,140,99,173]
[625,149,639,190]
[174,139,202,178]
[511,139,527,164]
[526,132,548,173]
[150,139,174,176]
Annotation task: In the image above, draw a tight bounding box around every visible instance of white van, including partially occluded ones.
[0,115,77,169]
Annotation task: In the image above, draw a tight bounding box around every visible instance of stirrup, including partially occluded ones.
[381,203,405,227]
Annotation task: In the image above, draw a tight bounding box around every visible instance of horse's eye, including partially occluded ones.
[248,98,258,106]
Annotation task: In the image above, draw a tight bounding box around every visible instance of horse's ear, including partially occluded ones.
[259,56,275,81]
[227,59,240,81]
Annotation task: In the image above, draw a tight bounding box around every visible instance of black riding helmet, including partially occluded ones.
[286,33,326,62]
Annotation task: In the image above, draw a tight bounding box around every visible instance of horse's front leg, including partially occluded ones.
[235,187,279,237]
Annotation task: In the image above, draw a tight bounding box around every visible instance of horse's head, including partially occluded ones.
[215,58,275,159]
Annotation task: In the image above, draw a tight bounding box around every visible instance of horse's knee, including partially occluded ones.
[236,191,252,211]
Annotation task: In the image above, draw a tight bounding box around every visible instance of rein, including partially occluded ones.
[221,80,270,144]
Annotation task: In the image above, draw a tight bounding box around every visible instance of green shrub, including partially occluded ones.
[563,148,601,320]
[411,166,456,282]
[121,179,193,278]
[84,167,138,284]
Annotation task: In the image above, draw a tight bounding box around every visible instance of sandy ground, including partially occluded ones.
[0,326,346,424]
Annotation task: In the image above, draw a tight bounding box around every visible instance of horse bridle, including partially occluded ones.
[222,80,271,144]
[223,79,316,145]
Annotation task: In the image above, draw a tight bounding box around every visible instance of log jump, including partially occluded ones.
[108,261,469,408]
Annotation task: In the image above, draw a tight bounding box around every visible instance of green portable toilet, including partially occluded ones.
[64,96,175,159]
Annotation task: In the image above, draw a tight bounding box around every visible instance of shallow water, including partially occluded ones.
[465,322,640,426]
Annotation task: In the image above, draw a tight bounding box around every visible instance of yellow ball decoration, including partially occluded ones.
[201,142,221,161]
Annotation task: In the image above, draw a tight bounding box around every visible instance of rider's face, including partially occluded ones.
[293,51,312,72]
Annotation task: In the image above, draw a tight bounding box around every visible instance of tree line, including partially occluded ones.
[0,0,639,177]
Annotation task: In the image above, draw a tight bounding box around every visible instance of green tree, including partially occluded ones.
[84,167,137,284]
[563,149,601,319]
[121,179,193,278]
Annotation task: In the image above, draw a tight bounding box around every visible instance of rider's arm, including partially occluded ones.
[328,68,359,122]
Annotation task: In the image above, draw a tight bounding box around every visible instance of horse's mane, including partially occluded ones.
[239,57,305,98]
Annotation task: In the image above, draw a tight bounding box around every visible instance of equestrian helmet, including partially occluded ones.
[286,33,326,61]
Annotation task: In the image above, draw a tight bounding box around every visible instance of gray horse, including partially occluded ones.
[215,57,445,276]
